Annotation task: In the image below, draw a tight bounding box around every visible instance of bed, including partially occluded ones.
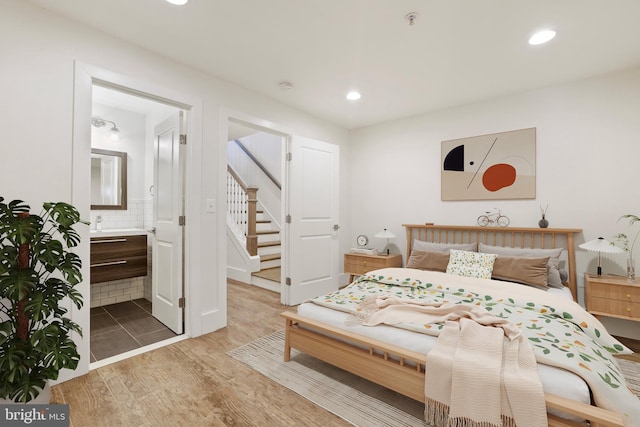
[281,224,639,427]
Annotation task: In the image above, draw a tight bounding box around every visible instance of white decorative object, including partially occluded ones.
[579,237,624,276]
[374,228,396,255]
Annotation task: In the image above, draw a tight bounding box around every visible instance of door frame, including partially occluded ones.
[221,109,292,303]
[71,62,203,378]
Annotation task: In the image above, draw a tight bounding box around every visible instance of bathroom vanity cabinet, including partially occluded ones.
[90,231,148,284]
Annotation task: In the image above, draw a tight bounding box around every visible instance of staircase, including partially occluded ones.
[227,136,283,290]
[251,207,281,290]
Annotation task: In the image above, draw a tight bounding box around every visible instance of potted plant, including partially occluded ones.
[0,197,86,403]
[614,214,640,280]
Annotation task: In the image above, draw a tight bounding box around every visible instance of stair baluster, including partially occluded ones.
[226,165,258,256]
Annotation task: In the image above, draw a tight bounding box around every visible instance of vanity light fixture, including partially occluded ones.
[91,117,120,141]
[528,29,556,45]
[166,0,188,5]
[346,91,362,101]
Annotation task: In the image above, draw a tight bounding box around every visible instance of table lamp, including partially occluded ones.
[375,228,396,255]
[579,237,624,275]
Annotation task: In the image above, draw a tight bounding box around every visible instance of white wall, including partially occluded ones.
[227,132,283,225]
[349,66,640,339]
[0,0,349,382]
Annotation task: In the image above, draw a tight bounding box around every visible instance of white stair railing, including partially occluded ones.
[227,165,258,256]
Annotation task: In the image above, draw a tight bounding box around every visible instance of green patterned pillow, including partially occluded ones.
[446,249,497,279]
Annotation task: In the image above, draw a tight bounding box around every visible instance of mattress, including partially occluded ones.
[297,284,590,421]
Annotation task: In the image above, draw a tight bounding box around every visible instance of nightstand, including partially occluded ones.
[344,253,402,283]
[584,273,640,322]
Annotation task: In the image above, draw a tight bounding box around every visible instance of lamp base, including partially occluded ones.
[597,266,602,276]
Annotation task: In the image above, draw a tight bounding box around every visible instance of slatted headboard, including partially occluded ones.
[403,224,583,300]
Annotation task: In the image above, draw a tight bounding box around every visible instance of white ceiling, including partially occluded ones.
[27,0,640,130]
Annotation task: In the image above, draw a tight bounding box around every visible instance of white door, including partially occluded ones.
[284,136,340,305]
[152,112,184,334]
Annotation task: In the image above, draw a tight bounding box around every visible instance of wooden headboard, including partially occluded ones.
[403,224,583,300]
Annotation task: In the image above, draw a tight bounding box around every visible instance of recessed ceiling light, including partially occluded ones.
[346,91,361,101]
[529,29,556,45]
[166,0,188,5]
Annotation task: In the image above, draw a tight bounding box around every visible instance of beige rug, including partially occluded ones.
[617,358,640,398]
[227,330,425,427]
[227,331,640,427]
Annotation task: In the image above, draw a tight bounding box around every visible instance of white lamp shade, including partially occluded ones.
[375,228,396,239]
[579,237,624,254]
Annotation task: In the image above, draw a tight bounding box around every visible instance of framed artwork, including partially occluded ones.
[441,127,536,201]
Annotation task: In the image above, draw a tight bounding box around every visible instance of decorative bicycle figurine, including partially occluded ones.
[477,209,510,227]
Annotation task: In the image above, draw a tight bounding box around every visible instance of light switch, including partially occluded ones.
[206,198,216,213]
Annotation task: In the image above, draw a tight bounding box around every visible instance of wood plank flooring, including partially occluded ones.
[52,281,640,426]
[52,281,352,427]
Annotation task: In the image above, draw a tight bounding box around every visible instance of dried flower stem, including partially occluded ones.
[540,204,549,217]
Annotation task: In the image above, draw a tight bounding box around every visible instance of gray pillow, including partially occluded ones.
[413,240,477,253]
[478,243,563,288]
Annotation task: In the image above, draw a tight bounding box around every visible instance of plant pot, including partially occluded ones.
[0,381,51,404]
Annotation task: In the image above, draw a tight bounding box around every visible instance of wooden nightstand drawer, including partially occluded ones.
[588,282,640,303]
[588,297,640,319]
[344,253,402,281]
[345,255,386,274]
[584,273,640,322]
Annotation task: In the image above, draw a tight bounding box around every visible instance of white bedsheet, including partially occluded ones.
[297,285,590,421]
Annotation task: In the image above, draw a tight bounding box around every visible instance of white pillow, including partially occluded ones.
[413,240,477,253]
[446,249,497,279]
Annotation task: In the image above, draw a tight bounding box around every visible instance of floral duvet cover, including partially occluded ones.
[308,268,640,427]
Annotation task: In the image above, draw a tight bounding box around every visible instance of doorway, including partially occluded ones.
[89,84,185,363]
[224,115,341,306]
[226,118,285,293]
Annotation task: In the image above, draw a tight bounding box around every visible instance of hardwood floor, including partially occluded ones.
[52,282,351,427]
[52,281,640,426]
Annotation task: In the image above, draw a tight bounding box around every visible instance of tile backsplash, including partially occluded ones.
[91,277,145,308]
[90,198,150,230]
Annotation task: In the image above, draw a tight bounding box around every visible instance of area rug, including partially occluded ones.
[227,330,425,427]
[617,358,640,398]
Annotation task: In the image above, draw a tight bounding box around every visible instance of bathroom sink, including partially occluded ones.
[90,228,148,238]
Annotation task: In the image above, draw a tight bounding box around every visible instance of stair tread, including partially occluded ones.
[257,230,280,235]
[258,241,281,248]
[261,253,281,261]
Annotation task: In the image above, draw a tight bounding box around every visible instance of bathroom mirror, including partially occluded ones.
[91,148,127,210]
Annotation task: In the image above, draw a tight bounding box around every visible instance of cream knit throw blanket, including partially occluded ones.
[357,296,547,427]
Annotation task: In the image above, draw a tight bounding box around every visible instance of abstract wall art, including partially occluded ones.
[441,127,536,201]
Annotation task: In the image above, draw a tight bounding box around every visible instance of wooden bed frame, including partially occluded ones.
[403,224,582,301]
[281,224,626,427]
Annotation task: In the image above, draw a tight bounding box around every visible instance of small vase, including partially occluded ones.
[538,215,549,229]
[627,258,635,281]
